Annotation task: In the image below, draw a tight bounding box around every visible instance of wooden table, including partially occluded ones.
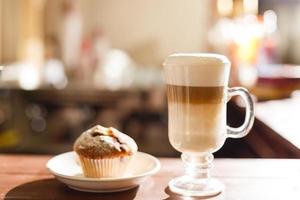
[0,155,299,200]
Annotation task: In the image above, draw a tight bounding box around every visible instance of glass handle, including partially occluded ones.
[227,87,255,138]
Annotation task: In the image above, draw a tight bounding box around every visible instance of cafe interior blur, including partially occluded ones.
[0,0,299,158]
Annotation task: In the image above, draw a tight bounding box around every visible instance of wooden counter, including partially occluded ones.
[0,154,299,199]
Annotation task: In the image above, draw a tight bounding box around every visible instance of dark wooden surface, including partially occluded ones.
[0,154,300,200]
[224,101,300,158]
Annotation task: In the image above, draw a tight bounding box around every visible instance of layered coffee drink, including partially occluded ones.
[164,54,230,153]
[164,53,255,197]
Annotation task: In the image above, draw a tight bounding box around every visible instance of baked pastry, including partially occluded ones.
[74,125,137,178]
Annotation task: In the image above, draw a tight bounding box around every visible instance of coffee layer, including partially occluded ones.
[167,84,227,153]
[167,85,226,104]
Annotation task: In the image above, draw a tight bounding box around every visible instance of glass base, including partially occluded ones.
[169,175,224,197]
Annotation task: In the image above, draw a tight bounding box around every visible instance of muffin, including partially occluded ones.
[74,125,137,178]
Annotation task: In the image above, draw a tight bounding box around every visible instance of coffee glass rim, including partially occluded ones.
[163,53,230,67]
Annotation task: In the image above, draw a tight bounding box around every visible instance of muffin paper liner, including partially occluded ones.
[78,155,132,178]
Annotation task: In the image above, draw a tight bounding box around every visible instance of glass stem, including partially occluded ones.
[181,153,213,180]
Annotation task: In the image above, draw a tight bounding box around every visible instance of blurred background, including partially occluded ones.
[0,0,300,158]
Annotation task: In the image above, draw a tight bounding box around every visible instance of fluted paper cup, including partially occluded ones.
[78,155,133,178]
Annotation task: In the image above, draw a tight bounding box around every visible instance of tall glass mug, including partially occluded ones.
[163,53,254,197]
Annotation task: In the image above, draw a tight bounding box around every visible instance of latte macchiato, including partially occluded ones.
[164,53,255,196]
[164,54,230,153]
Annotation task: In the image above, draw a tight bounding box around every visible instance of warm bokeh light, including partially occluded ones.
[217,0,233,16]
[19,62,40,90]
[263,10,277,34]
[243,0,258,14]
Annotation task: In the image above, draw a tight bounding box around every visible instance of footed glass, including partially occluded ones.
[163,54,255,197]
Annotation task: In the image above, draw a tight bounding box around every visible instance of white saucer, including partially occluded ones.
[46,151,160,192]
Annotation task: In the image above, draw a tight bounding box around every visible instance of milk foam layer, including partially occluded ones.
[163,53,230,87]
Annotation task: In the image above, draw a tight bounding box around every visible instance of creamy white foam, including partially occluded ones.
[163,53,230,87]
